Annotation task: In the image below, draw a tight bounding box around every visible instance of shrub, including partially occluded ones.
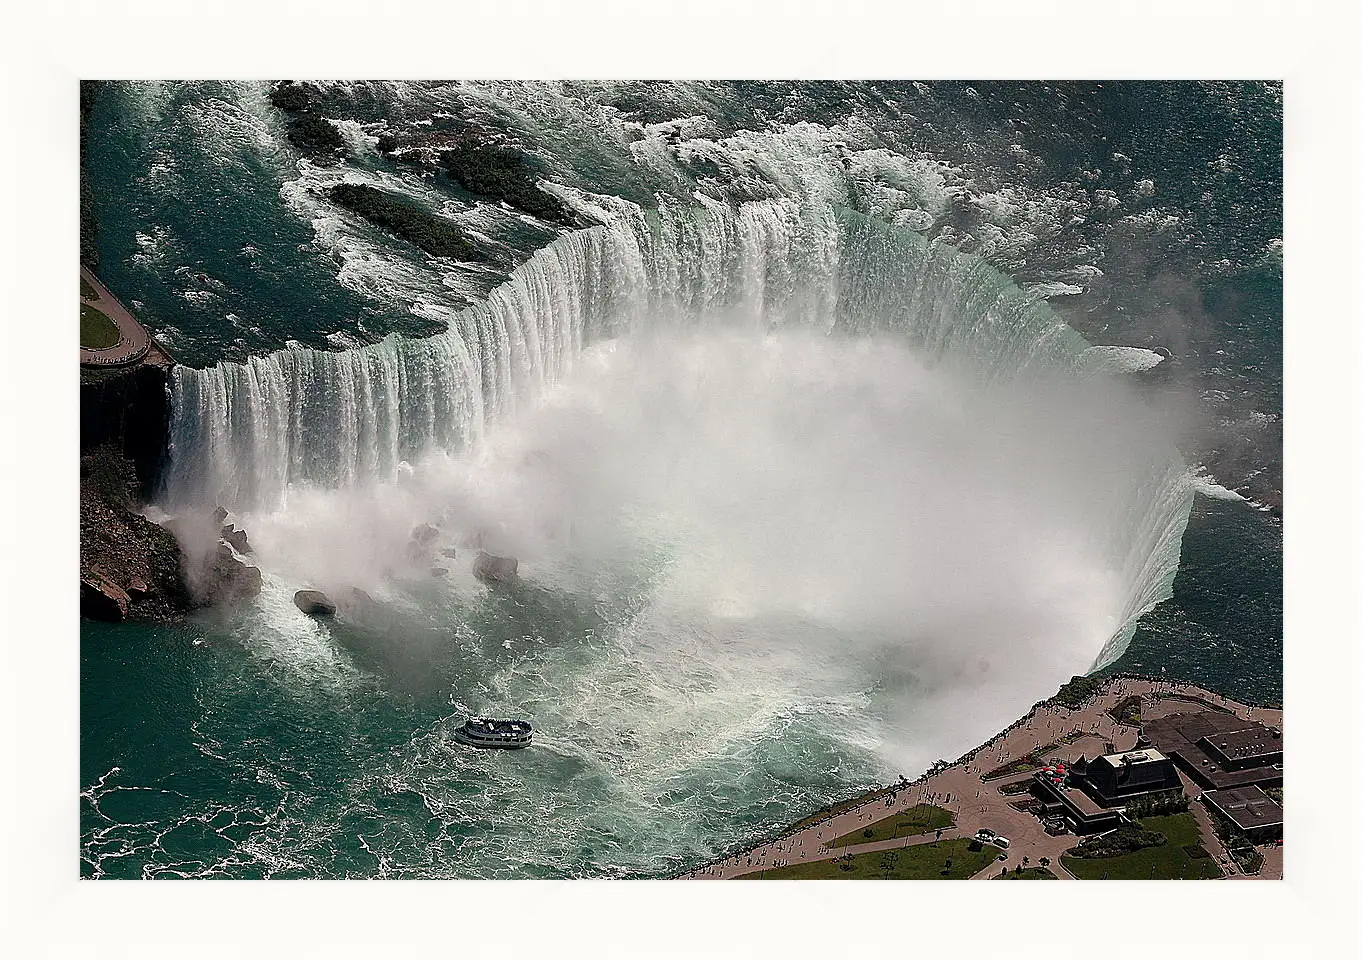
[1123,790,1189,820]
[1053,675,1102,709]
[1232,845,1264,874]
[1108,695,1142,725]
[1068,822,1168,859]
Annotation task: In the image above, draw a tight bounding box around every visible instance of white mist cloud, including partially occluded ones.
[235,327,1180,772]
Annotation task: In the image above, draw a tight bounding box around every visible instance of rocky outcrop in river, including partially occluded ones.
[473,551,518,584]
[80,446,195,621]
[81,444,264,622]
[294,590,337,616]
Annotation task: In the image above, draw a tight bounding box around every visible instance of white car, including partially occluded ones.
[992,836,1011,849]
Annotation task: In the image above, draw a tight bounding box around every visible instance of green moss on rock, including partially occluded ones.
[437,142,573,225]
[327,182,482,261]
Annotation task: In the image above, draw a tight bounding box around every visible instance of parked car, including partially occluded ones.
[975,828,997,840]
[992,836,1011,849]
[997,852,1008,861]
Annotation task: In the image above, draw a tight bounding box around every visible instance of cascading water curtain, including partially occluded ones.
[164,195,1193,670]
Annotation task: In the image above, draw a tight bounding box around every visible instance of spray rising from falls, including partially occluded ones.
[165,196,1192,690]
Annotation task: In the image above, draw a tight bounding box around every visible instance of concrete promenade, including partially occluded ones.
[679,676,1282,881]
[80,265,151,367]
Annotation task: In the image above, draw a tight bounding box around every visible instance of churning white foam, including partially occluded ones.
[223,329,1183,773]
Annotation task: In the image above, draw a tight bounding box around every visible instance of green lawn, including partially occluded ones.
[825,804,955,848]
[994,867,1057,879]
[80,303,120,349]
[81,275,98,300]
[739,838,996,880]
[1061,813,1224,880]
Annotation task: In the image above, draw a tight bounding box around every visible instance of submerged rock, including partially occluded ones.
[340,587,376,615]
[294,589,337,616]
[473,551,518,584]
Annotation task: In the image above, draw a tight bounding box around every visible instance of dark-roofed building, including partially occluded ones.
[1202,786,1284,843]
[1198,727,1283,771]
[1081,749,1182,805]
[1143,711,1283,790]
[1030,748,1183,834]
[1031,775,1124,834]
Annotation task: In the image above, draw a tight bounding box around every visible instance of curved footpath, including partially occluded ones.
[679,676,1282,881]
[80,265,150,367]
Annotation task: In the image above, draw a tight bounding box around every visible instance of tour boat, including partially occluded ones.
[452,717,534,749]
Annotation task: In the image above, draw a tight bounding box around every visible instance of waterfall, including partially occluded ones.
[164,195,1193,670]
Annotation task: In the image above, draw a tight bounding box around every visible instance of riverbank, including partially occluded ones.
[79,263,265,621]
[677,674,1282,880]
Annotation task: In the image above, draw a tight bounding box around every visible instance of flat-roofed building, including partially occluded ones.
[1198,727,1283,771]
[1031,774,1124,834]
[1202,785,1284,843]
[1144,711,1283,790]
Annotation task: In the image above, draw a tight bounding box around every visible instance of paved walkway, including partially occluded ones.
[80,266,150,367]
[679,676,1282,881]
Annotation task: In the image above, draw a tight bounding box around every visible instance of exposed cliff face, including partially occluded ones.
[80,361,170,498]
[80,445,266,622]
[80,445,195,621]
[81,357,264,622]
